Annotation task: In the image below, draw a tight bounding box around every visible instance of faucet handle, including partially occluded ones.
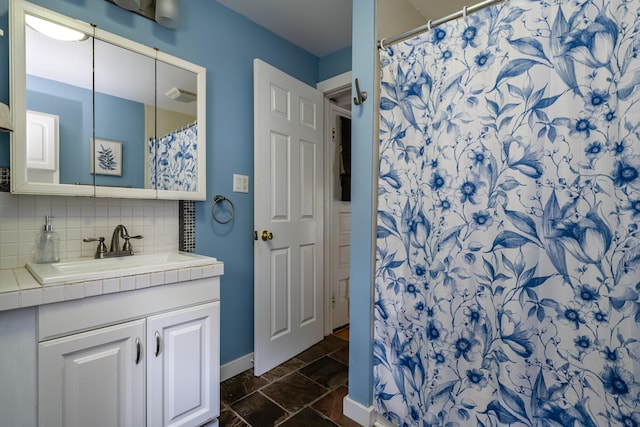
[122,235,143,253]
[83,237,107,259]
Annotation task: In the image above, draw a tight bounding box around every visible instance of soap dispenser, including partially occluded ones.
[34,215,60,263]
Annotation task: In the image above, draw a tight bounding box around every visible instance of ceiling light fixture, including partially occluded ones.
[25,14,88,42]
[155,0,179,29]
[106,0,179,30]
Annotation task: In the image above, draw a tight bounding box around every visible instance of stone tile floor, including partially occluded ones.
[219,333,358,426]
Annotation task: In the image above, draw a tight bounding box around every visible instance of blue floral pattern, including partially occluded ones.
[375,1,640,425]
[149,123,198,191]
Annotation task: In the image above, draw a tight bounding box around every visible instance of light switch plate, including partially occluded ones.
[233,174,249,193]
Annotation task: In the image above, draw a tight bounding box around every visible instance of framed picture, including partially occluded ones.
[91,139,122,176]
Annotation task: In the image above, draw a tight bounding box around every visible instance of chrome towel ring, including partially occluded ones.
[211,195,235,224]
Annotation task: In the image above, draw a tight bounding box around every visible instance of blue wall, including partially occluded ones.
[27,77,91,185]
[0,0,355,368]
[319,46,352,82]
[27,76,145,187]
[94,92,146,188]
[348,0,375,409]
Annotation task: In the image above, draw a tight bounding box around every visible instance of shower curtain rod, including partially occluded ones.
[378,0,505,49]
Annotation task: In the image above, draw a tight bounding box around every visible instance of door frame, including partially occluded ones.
[317,71,352,336]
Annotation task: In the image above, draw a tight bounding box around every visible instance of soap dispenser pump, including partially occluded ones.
[34,215,60,264]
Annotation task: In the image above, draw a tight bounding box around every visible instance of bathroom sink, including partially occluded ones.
[26,251,217,285]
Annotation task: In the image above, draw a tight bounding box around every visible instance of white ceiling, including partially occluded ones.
[216,0,474,57]
[216,0,353,58]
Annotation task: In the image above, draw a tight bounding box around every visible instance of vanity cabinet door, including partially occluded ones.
[147,302,220,427]
[38,319,146,427]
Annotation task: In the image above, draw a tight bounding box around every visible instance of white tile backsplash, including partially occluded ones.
[0,193,179,269]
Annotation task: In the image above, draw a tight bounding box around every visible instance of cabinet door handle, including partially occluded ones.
[155,331,161,357]
[135,337,141,364]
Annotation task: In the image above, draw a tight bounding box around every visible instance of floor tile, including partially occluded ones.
[300,356,348,389]
[277,407,339,427]
[221,369,270,406]
[262,371,328,413]
[260,358,307,383]
[312,386,360,427]
[219,408,249,427]
[231,392,288,426]
[329,345,349,365]
[221,334,354,426]
[295,335,347,363]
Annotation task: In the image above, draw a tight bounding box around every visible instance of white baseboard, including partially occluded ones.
[220,352,254,382]
[373,414,395,427]
[343,395,376,427]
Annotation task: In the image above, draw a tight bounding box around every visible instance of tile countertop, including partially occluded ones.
[0,260,224,312]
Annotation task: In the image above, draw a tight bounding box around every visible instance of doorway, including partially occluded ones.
[323,85,352,336]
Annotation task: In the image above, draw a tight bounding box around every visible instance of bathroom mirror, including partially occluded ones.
[10,0,206,199]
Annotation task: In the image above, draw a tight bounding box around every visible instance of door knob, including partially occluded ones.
[261,230,274,241]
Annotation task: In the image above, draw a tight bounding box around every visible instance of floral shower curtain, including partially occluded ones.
[149,122,198,191]
[375,0,640,425]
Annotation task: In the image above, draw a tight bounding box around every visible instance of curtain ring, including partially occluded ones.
[427,20,432,31]
[463,6,468,18]
[211,195,235,224]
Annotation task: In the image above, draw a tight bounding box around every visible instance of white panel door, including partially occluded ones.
[38,319,145,427]
[254,58,324,376]
[332,201,351,329]
[26,110,59,184]
[147,302,219,427]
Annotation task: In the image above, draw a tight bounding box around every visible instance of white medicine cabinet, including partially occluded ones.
[9,0,207,200]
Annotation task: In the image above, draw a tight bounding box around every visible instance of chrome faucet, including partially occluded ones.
[110,224,128,253]
[84,224,143,259]
[110,224,143,256]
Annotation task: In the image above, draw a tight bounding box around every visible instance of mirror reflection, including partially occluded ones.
[94,39,155,189]
[152,59,198,192]
[25,17,93,186]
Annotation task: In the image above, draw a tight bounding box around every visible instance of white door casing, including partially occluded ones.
[253,58,324,376]
[328,105,351,330]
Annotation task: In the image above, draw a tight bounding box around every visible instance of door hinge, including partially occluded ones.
[331,293,336,308]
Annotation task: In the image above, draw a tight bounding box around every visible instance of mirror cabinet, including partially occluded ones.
[9,0,206,200]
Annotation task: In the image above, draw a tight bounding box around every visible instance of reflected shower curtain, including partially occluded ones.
[375,0,640,425]
[149,122,198,191]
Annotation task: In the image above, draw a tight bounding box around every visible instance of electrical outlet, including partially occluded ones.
[233,174,249,193]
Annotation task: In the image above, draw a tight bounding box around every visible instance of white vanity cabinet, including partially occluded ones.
[147,303,220,427]
[36,276,221,427]
[38,319,146,427]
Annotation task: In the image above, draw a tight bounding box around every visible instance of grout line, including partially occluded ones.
[222,406,252,427]
[222,339,350,426]
[258,390,292,416]
[275,405,339,427]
